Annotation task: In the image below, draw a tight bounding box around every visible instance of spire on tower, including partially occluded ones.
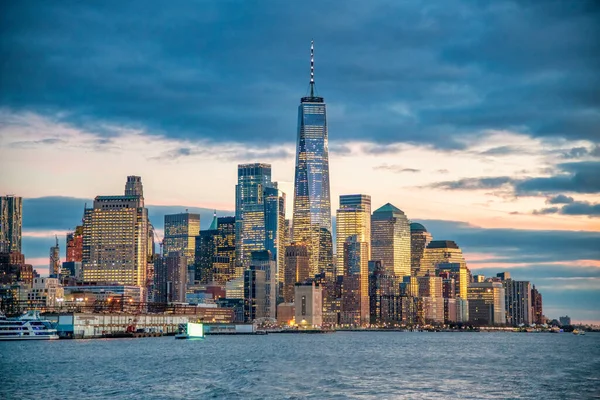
[310,40,315,97]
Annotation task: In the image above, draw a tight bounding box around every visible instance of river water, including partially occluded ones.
[1,332,599,399]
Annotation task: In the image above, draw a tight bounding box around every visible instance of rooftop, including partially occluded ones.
[410,222,428,232]
[427,240,460,249]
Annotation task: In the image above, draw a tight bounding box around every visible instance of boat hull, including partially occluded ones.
[0,335,59,341]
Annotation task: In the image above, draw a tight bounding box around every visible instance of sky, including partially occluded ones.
[1,1,599,323]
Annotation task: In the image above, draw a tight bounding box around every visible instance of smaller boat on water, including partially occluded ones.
[175,322,204,339]
[0,310,59,340]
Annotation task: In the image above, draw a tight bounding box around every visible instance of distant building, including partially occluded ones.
[295,281,323,328]
[225,276,244,300]
[154,252,187,303]
[422,241,469,299]
[340,236,370,326]
[61,261,83,281]
[531,285,543,324]
[336,194,371,272]
[0,195,22,253]
[496,272,511,281]
[28,277,64,307]
[195,214,236,283]
[66,226,84,262]
[436,262,469,300]
[368,263,399,325]
[244,266,266,322]
[283,244,310,303]
[371,203,411,278]
[163,213,200,274]
[49,237,60,277]
[277,303,295,326]
[63,285,144,302]
[473,274,486,283]
[503,279,532,326]
[250,250,277,319]
[418,276,444,324]
[468,281,506,325]
[559,315,571,326]
[409,222,432,277]
[82,176,149,287]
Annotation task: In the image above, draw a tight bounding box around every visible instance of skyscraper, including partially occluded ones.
[283,243,310,303]
[250,250,277,319]
[502,279,533,326]
[371,203,411,278]
[154,252,187,303]
[336,195,372,271]
[410,222,432,276]
[422,240,469,298]
[264,186,286,287]
[468,281,506,325]
[66,226,84,262]
[0,195,22,253]
[82,176,149,287]
[49,236,60,277]
[341,236,370,326]
[235,163,272,270]
[195,214,236,283]
[531,285,543,324]
[292,41,333,277]
[163,213,200,280]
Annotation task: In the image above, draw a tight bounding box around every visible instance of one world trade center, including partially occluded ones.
[292,41,333,276]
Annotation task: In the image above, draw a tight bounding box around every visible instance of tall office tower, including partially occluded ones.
[531,285,543,324]
[66,226,84,262]
[417,276,443,298]
[264,187,286,288]
[154,252,187,303]
[368,262,400,325]
[283,243,310,303]
[336,194,372,271]
[250,250,277,319]
[503,279,533,326]
[371,203,411,278]
[400,276,419,297]
[146,222,156,293]
[410,223,432,276]
[417,275,444,323]
[284,219,292,247]
[340,236,370,326]
[496,272,511,281]
[436,263,469,300]
[235,163,272,269]
[244,266,266,322]
[124,175,144,198]
[0,195,23,253]
[295,281,323,327]
[82,176,149,287]
[163,212,200,273]
[292,41,333,277]
[49,236,60,277]
[468,281,506,325]
[439,271,456,298]
[422,241,469,295]
[195,215,236,283]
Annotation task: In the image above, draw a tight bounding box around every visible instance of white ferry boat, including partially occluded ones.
[0,311,59,340]
[175,322,204,339]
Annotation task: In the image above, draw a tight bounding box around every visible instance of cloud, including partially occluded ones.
[373,164,420,173]
[478,145,531,156]
[150,144,294,162]
[1,1,598,150]
[533,201,600,218]
[546,194,574,204]
[429,176,514,190]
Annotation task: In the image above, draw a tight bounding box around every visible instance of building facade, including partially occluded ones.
[531,285,543,324]
[371,203,411,278]
[340,236,370,326]
[409,222,432,277]
[503,279,533,326]
[154,252,187,303]
[66,226,84,262]
[336,194,372,272]
[195,215,236,283]
[244,267,266,322]
[283,243,310,303]
[468,281,506,325]
[292,41,333,277]
[295,281,323,328]
[0,195,22,253]
[250,250,277,319]
[82,176,149,287]
[163,213,200,269]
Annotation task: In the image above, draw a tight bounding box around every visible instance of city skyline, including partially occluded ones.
[0,1,598,323]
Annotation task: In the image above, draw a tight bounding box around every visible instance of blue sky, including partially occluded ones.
[1,1,599,322]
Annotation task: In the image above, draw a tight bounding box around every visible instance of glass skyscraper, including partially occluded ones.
[163,213,200,267]
[292,41,333,277]
[371,203,411,278]
[410,222,432,276]
[0,195,22,254]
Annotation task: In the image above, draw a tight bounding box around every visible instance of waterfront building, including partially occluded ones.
[0,195,22,253]
[371,203,411,278]
[163,213,200,279]
[283,243,310,303]
[503,279,533,326]
[336,194,371,270]
[313,272,339,327]
[82,176,149,287]
[154,252,187,303]
[340,236,369,326]
[63,284,145,303]
[468,281,506,325]
[250,250,277,319]
[235,163,272,269]
[295,281,323,328]
[436,262,469,300]
[417,275,444,324]
[244,266,266,322]
[368,263,400,325]
[292,41,333,277]
[277,303,295,326]
[531,285,543,324]
[264,186,286,288]
[49,237,60,277]
[195,215,236,283]
[559,315,571,326]
[410,222,432,277]
[28,277,64,307]
[66,226,83,262]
